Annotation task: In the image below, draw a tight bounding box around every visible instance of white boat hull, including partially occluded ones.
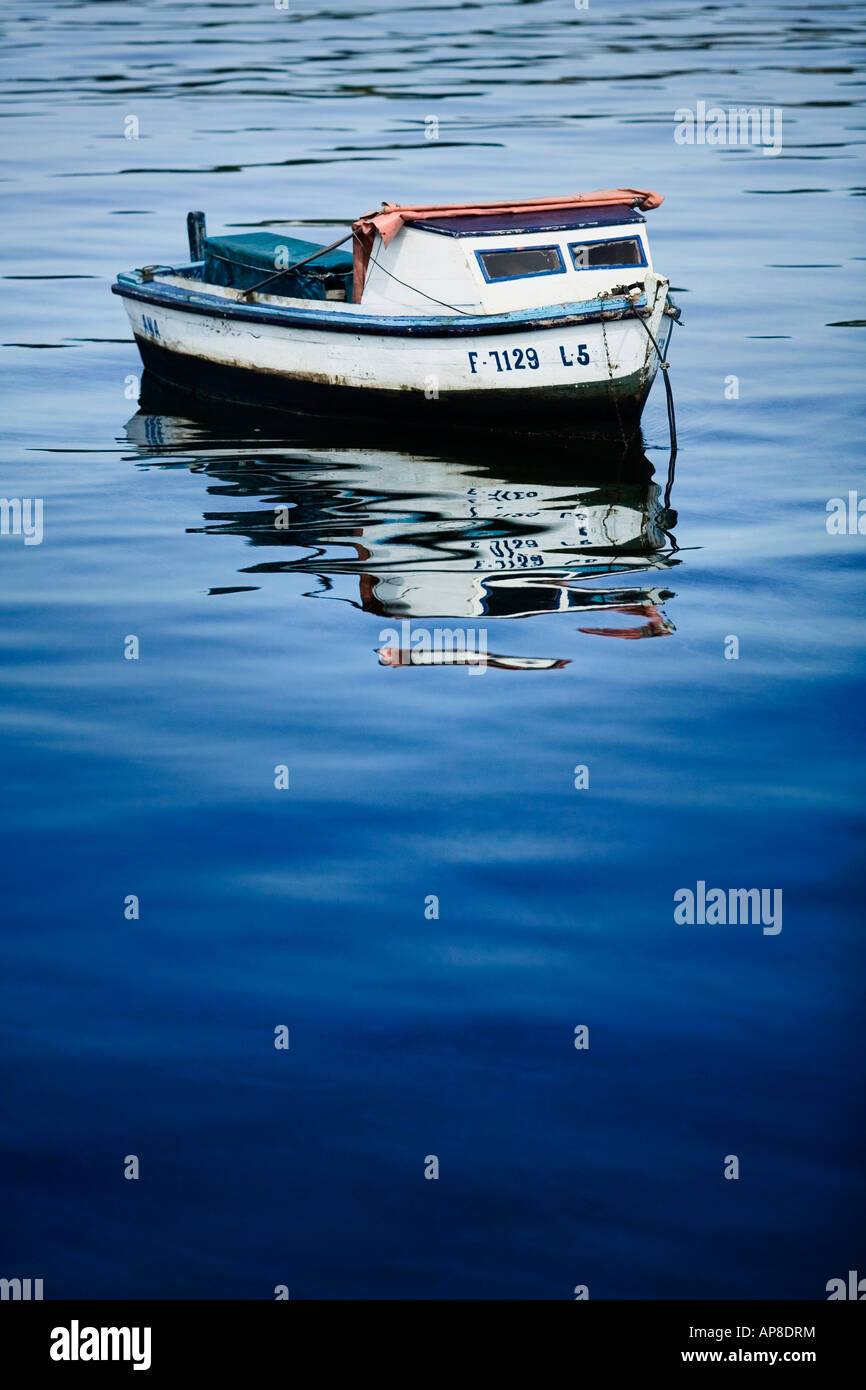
[115,271,673,431]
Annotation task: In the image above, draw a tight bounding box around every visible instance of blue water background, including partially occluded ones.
[1,0,864,1297]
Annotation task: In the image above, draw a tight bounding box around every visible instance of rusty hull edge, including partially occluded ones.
[132,337,653,429]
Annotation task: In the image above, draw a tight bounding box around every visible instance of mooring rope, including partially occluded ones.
[628,289,678,462]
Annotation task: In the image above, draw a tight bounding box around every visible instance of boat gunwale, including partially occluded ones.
[112,268,655,339]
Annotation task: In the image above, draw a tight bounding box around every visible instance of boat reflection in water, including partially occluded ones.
[124,375,680,671]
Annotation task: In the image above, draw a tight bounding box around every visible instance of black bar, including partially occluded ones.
[0,1298,860,1376]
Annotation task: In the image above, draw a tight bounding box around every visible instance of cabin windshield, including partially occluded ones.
[476,245,565,282]
[569,236,646,270]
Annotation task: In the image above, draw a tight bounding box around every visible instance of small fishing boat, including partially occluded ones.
[113,191,680,431]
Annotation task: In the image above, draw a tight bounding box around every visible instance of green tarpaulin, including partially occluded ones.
[202,232,353,301]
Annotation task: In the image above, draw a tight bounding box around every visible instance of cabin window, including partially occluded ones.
[475,245,565,282]
[568,237,646,270]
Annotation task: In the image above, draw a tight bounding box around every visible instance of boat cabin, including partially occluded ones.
[357,202,653,316]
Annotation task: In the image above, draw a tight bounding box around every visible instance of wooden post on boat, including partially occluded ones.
[187,211,206,262]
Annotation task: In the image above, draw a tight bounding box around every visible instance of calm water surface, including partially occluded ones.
[1,0,865,1298]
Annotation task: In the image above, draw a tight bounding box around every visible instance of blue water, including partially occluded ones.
[1,0,864,1299]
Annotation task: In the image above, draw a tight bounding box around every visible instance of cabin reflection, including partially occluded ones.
[123,376,679,669]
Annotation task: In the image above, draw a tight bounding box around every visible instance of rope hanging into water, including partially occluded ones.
[629,299,678,462]
[597,282,679,462]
